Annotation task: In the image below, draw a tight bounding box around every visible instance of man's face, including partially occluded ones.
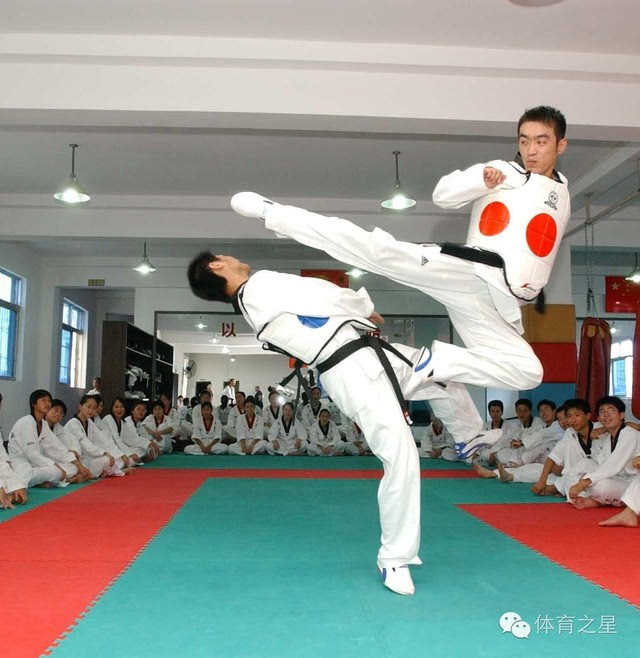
[566,407,590,432]
[518,120,567,178]
[489,405,503,422]
[516,403,532,423]
[538,404,556,424]
[312,389,322,402]
[598,404,624,433]
[46,406,64,425]
[132,404,146,421]
[556,409,569,430]
[34,395,52,416]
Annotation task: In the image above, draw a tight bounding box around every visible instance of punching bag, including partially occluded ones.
[576,318,611,417]
[632,303,640,420]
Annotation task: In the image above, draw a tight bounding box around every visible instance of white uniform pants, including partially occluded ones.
[344,442,370,456]
[497,441,556,467]
[320,350,422,568]
[307,442,345,456]
[506,463,544,483]
[585,477,631,506]
[184,443,228,455]
[12,459,67,487]
[621,475,640,514]
[267,204,542,391]
[266,439,309,456]
[228,439,268,455]
[85,455,112,478]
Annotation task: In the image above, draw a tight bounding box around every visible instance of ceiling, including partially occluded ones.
[1,0,640,263]
[3,0,639,54]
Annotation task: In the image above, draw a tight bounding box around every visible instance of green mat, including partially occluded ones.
[48,477,639,658]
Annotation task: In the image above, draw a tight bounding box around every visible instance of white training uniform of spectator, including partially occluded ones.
[65,416,127,475]
[618,473,640,516]
[417,421,457,461]
[565,425,640,504]
[103,414,146,461]
[340,411,370,456]
[222,384,236,405]
[308,415,344,456]
[262,401,282,437]
[544,423,602,495]
[184,413,228,455]
[476,415,543,461]
[140,413,174,454]
[125,416,157,458]
[52,420,111,477]
[228,412,267,455]
[300,402,324,429]
[8,414,79,486]
[0,441,27,495]
[496,419,565,467]
[266,414,308,455]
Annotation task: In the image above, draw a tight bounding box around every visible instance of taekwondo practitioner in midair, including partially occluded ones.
[187,253,501,596]
[230,106,570,459]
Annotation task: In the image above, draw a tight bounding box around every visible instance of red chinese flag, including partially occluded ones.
[300,269,349,288]
[605,276,640,313]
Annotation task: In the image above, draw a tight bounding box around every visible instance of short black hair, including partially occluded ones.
[596,396,626,414]
[187,251,229,302]
[50,399,68,416]
[518,106,567,141]
[564,398,590,415]
[93,394,104,405]
[244,395,256,407]
[537,399,556,411]
[488,399,503,412]
[110,396,128,417]
[515,398,533,410]
[152,400,165,411]
[556,405,566,415]
[29,389,52,411]
[201,401,213,411]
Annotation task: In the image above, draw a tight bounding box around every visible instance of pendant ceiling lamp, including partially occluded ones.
[53,143,91,205]
[132,242,157,274]
[381,151,416,211]
[625,253,640,283]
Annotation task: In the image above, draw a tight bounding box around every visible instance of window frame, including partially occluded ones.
[59,299,87,388]
[0,268,22,381]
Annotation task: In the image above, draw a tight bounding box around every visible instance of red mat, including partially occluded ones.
[461,502,640,608]
[0,471,207,658]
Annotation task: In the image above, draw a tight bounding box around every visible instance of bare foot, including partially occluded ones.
[473,462,497,479]
[571,496,602,509]
[599,507,639,527]
[498,464,514,483]
[123,467,136,475]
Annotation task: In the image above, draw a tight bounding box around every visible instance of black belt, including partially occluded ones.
[440,242,504,268]
[439,242,546,313]
[278,360,313,416]
[316,335,413,425]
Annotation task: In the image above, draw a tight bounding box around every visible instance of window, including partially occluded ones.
[610,339,633,398]
[0,268,22,379]
[59,299,86,387]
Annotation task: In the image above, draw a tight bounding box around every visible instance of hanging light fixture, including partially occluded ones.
[132,242,157,274]
[54,143,91,205]
[209,334,219,344]
[610,322,618,335]
[381,150,416,211]
[230,356,236,363]
[624,253,640,283]
[347,267,367,278]
[195,316,207,330]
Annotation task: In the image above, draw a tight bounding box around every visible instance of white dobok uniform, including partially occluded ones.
[546,424,601,496]
[565,425,640,505]
[478,416,544,461]
[418,423,457,461]
[124,417,156,457]
[262,404,282,437]
[341,412,370,456]
[65,417,125,476]
[236,269,458,567]
[8,415,78,486]
[300,402,324,429]
[140,415,174,454]
[266,417,308,455]
[224,405,244,440]
[308,418,344,456]
[618,472,640,515]
[1,442,26,494]
[228,414,267,455]
[222,385,236,405]
[261,163,569,435]
[103,415,146,461]
[497,419,564,466]
[185,415,228,455]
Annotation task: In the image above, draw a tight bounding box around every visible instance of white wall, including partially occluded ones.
[0,241,46,430]
[185,352,292,401]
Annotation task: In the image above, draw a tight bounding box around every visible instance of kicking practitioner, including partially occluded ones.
[231,106,569,456]
[188,253,499,595]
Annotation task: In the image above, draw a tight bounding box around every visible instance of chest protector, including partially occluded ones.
[257,312,375,365]
[466,167,571,300]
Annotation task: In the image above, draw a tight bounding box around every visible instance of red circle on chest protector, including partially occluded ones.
[526,213,557,257]
[479,202,510,236]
